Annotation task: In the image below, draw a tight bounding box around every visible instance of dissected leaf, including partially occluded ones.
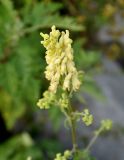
[22,2,84,31]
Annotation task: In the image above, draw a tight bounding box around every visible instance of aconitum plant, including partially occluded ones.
[37,26,112,160]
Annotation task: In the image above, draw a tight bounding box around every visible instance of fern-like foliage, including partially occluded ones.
[0,0,84,129]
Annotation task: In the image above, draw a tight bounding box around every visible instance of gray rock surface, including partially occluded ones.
[97,13,124,45]
[83,58,124,160]
[92,136,124,160]
[86,58,124,126]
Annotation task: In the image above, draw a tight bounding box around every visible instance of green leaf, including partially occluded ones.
[22,2,84,31]
[0,63,25,129]
[0,32,43,129]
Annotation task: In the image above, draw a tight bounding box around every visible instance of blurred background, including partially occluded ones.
[0,0,124,160]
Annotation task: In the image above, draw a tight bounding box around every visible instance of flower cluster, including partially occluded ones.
[54,150,72,160]
[101,119,113,131]
[73,109,93,126]
[37,91,56,109]
[82,109,93,126]
[40,25,81,93]
[95,119,113,136]
[59,93,69,108]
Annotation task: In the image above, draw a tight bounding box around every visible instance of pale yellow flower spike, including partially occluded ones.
[40,25,81,93]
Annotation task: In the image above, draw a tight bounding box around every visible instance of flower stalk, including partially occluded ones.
[36,25,112,160]
[68,103,77,152]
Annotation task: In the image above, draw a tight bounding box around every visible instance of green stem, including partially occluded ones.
[68,103,77,152]
[85,127,103,152]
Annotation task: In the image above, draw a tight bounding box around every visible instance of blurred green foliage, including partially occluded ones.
[0,0,101,131]
[0,133,42,160]
[0,0,84,130]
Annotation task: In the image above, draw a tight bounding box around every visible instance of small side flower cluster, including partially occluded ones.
[82,109,93,126]
[74,109,93,126]
[58,93,69,108]
[95,119,113,135]
[40,25,81,93]
[54,150,72,160]
[101,119,113,131]
[37,91,56,109]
